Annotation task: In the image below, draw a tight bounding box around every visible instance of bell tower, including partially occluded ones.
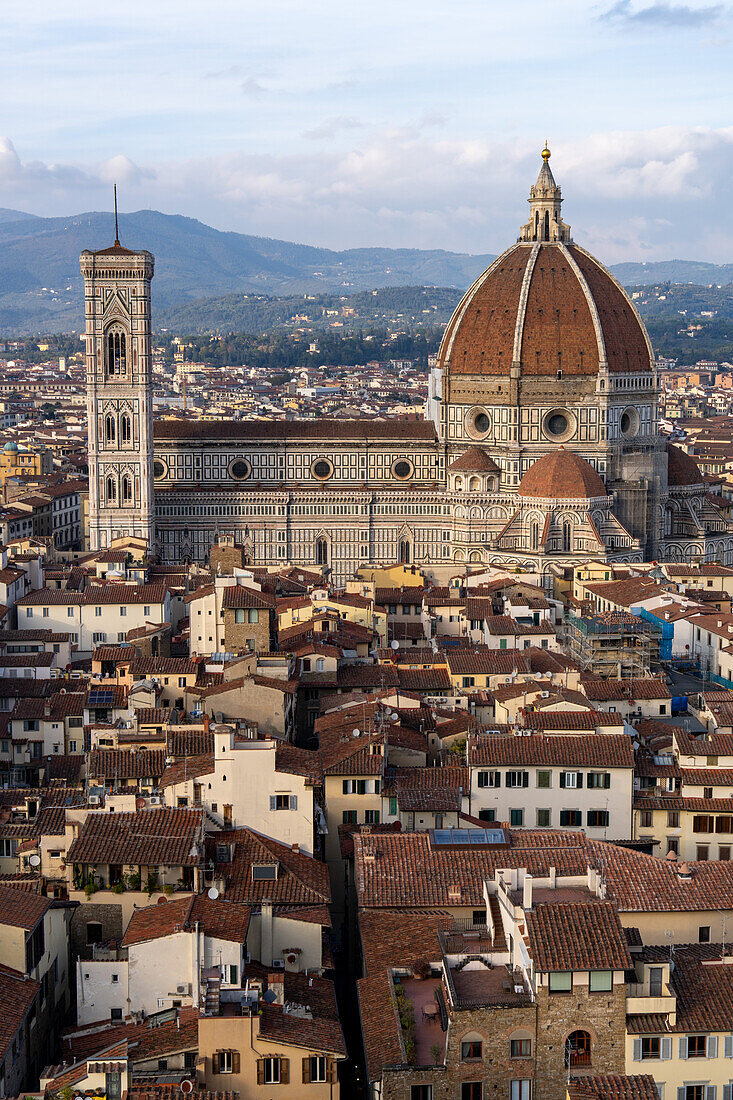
[81,200,155,551]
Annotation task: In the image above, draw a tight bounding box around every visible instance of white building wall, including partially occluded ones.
[76,957,129,1025]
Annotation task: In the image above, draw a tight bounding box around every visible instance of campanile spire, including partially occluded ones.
[518,143,572,243]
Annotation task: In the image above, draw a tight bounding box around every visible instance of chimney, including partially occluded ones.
[549,865,556,889]
[203,713,210,733]
[291,842,299,855]
[261,899,273,966]
[267,971,285,1006]
[522,872,533,911]
[43,701,51,718]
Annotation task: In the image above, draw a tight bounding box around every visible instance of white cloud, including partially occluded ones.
[2,125,733,262]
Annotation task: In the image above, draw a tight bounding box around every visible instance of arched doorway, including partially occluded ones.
[565,1030,591,1068]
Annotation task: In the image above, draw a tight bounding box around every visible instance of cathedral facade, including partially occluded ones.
[82,150,733,580]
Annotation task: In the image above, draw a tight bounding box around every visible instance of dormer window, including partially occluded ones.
[251,863,277,881]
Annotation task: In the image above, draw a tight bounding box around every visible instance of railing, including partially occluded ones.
[567,1050,591,1068]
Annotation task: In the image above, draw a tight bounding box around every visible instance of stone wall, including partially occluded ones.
[533,983,627,1100]
[70,902,124,958]
[382,1002,537,1100]
[223,608,273,654]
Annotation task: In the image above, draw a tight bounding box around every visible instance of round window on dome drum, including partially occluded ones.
[619,407,640,438]
[153,460,166,479]
[392,459,413,480]
[474,412,490,434]
[543,409,573,440]
[229,459,250,480]
[312,459,333,480]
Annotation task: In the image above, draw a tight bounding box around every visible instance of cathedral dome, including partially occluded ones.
[518,448,608,500]
[437,151,654,381]
[667,443,704,487]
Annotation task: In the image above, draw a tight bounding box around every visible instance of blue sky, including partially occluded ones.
[1,0,732,261]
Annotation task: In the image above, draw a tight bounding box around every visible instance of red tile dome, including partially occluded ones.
[667,444,703,487]
[437,241,653,379]
[518,448,608,500]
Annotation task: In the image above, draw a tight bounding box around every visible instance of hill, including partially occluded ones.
[0,205,731,334]
[0,208,493,334]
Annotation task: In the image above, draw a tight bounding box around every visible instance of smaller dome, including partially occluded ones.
[3,441,18,452]
[518,448,608,500]
[668,443,703,487]
[448,447,501,474]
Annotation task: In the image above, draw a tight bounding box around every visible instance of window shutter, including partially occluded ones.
[604,773,611,789]
[257,1059,265,1086]
[302,1057,311,1084]
[632,1038,642,1061]
[723,1087,733,1100]
[678,1090,686,1100]
[232,1051,240,1074]
[707,1088,717,1100]
[725,1034,733,1058]
[280,1057,290,1084]
[326,1057,336,1084]
[560,772,566,788]
[289,795,298,810]
[269,796,277,811]
[709,1036,719,1059]
[576,772,583,789]
[661,1036,672,1060]
[494,772,501,788]
[342,780,349,794]
[212,1054,220,1075]
[522,772,529,788]
[679,1037,688,1059]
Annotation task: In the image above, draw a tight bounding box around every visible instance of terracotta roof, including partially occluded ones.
[447,446,501,474]
[122,894,251,946]
[220,586,275,610]
[0,964,40,1062]
[17,583,168,607]
[667,443,704,487]
[358,910,450,1083]
[62,1008,199,1063]
[258,973,345,1055]
[566,1076,661,1100]
[581,677,671,701]
[159,753,215,788]
[0,884,51,929]
[468,732,633,768]
[518,448,607,500]
[67,808,203,867]
[154,419,437,442]
[87,749,166,781]
[525,899,631,972]
[274,742,322,783]
[210,828,330,907]
[384,766,468,812]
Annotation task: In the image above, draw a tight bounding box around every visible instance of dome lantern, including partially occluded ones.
[519,143,571,244]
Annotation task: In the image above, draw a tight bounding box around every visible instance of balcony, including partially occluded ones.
[626,981,676,1016]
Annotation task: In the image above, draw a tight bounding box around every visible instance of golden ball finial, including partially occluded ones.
[542,141,551,162]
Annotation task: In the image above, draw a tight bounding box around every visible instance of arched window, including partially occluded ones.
[469,476,480,491]
[534,211,539,240]
[562,522,572,553]
[105,415,116,443]
[565,1030,591,1069]
[399,539,411,564]
[531,522,540,551]
[316,657,325,672]
[454,476,463,492]
[120,414,131,444]
[543,211,550,241]
[122,475,132,503]
[316,537,328,566]
[107,328,127,376]
[106,476,117,503]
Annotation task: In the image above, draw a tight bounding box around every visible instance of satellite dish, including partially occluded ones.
[29,854,40,867]
[534,672,543,681]
[207,887,219,901]
[352,728,361,738]
[390,712,399,721]
[391,640,400,651]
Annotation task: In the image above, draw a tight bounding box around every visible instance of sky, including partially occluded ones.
[1,0,732,262]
